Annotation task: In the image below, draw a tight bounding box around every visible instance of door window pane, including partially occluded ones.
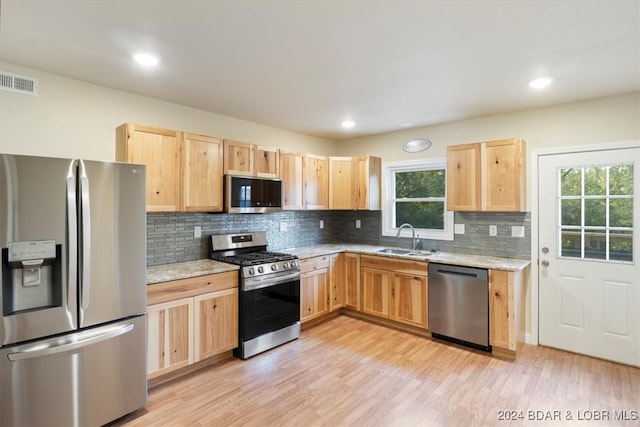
[584,167,606,195]
[560,229,581,258]
[610,165,633,195]
[610,230,633,262]
[584,199,606,227]
[610,199,633,228]
[561,199,581,226]
[584,229,606,260]
[561,168,581,196]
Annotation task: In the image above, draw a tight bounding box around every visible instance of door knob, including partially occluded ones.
[542,247,549,254]
[541,260,550,267]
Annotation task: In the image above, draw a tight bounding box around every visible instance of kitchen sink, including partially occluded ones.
[376,248,412,255]
[376,248,429,258]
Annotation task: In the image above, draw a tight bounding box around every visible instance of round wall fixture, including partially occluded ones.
[402,139,431,153]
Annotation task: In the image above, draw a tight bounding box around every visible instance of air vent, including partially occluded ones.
[0,71,39,96]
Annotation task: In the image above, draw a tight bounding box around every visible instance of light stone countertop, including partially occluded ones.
[280,244,530,272]
[147,244,530,285]
[147,259,239,285]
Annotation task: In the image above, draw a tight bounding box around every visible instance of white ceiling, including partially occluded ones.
[1,1,638,141]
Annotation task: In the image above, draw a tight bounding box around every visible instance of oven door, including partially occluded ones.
[240,272,300,341]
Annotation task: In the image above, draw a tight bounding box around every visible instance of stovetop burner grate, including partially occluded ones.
[211,250,297,266]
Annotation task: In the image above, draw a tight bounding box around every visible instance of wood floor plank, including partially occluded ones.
[113,316,640,427]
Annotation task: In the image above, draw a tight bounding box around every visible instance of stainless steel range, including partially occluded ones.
[209,232,300,359]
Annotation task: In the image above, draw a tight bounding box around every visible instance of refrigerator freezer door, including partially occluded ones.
[78,160,146,327]
[0,155,78,346]
[0,315,147,427]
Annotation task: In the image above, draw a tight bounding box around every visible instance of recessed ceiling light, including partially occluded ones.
[341,120,355,129]
[529,77,552,89]
[400,122,414,127]
[133,52,159,67]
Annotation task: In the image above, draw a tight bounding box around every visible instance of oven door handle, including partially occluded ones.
[243,271,301,291]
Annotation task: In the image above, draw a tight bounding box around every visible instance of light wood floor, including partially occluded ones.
[114,315,640,426]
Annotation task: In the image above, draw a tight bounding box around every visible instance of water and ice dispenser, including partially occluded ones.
[2,240,62,315]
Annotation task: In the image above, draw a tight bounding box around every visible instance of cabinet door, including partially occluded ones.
[303,154,329,210]
[329,157,355,210]
[280,151,305,210]
[361,267,391,318]
[482,139,525,211]
[344,253,361,310]
[147,298,194,379]
[300,268,330,322]
[224,139,254,176]
[392,273,428,328]
[182,133,224,212]
[117,123,182,212]
[329,253,345,311]
[255,146,279,178]
[194,288,239,361]
[446,143,481,211]
[489,269,514,351]
[355,156,381,210]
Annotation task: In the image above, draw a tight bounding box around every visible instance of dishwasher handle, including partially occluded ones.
[429,263,488,280]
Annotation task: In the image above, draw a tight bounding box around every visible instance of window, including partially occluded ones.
[383,159,453,240]
[559,163,634,262]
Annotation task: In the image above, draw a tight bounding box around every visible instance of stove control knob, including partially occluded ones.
[283,262,290,269]
[248,267,255,276]
[258,266,264,274]
[271,264,278,271]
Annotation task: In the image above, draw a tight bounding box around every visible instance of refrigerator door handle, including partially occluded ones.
[78,160,92,319]
[7,322,135,361]
[66,160,78,310]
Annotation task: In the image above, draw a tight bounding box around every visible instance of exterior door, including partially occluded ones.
[538,147,640,366]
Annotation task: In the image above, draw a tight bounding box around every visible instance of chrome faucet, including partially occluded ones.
[396,223,419,250]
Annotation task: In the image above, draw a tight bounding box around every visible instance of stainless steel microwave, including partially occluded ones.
[224,175,283,213]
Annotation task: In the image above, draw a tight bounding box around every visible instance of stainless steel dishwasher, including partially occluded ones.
[428,263,490,351]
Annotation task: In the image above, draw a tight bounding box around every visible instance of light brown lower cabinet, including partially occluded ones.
[194,288,239,361]
[147,297,194,379]
[489,266,529,356]
[146,272,238,379]
[360,255,428,328]
[329,253,345,311]
[343,253,361,310]
[300,255,331,322]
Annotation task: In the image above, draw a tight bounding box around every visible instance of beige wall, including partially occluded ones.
[336,91,639,210]
[0,62,336,161]
[336,92,640,160]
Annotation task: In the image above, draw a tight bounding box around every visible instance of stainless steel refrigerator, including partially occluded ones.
[0,154,147,426]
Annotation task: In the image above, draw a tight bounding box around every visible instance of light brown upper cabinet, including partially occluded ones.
[328,156,381,210]
[182,133,224,212]
[116,123,223,212]
[446,138,526,212]
[355,156,381,210]
[328,157,354,210]
[223,139,279,178]
[303,154,329,210]
[279,150,305,210]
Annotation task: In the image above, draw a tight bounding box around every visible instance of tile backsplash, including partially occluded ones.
[147,210,531,266]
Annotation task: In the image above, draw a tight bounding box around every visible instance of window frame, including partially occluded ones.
[382,158,454,241]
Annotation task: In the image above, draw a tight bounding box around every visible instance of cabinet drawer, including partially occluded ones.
[147,271,239,305]
[360,255,428,277]
[300,255,331,273]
